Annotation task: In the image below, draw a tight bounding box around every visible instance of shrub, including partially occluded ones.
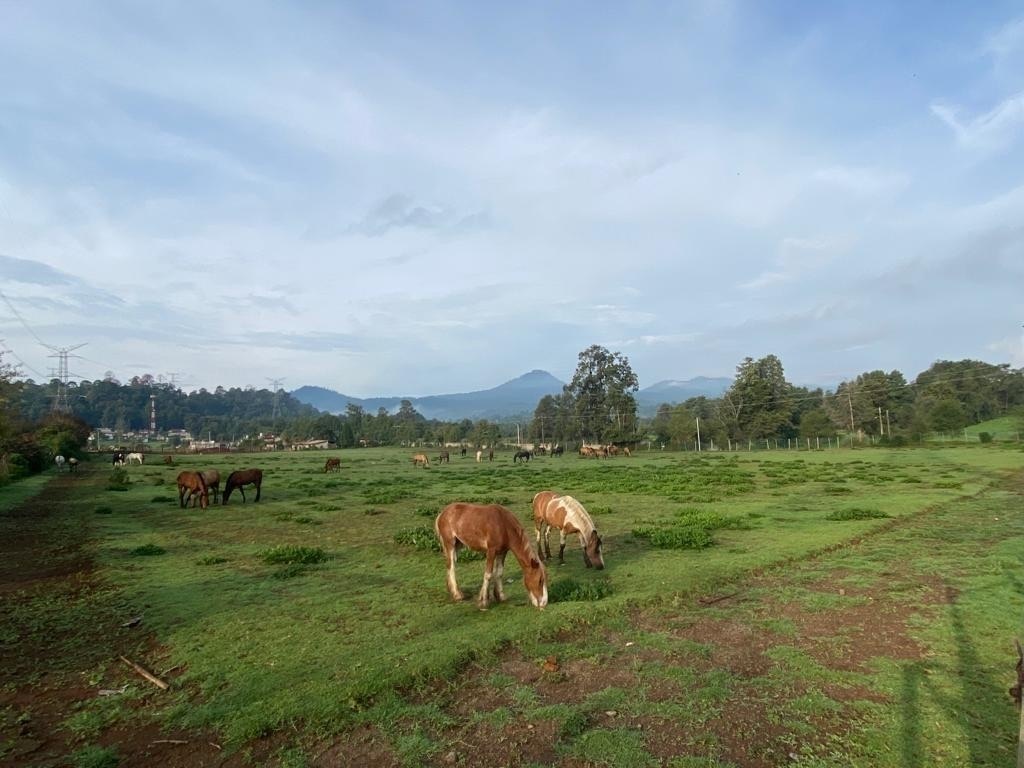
[549,578,614,602]
[394,527,440,552]
[106,468,130,491]
[632,524,714,550]
[257,545,328,565]
[71,745,119,768]
[129,544,166,556]
[979,431,993,444]
[825,508,890,521]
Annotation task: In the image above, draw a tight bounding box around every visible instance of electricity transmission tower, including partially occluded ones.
[48,344,87,413]
[266,377,286,420]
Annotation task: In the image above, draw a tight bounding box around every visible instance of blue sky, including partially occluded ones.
[1,1,1022,395]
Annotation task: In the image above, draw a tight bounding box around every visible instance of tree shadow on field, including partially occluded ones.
[898,580,1014,767]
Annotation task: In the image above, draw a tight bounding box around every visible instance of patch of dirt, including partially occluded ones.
[0,470,233,768]
[311,725,400,768]
[425,718,561,768]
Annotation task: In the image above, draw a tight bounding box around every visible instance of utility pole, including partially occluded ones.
[847,391,855,443]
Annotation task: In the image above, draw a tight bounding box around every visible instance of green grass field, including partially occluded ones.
[3,444,1023,766]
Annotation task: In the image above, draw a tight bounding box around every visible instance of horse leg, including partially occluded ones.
[178,485,186,508]
[542,522,553,561]
[254,481,261,502]
[580,532,592,568]
[534,522,546,561]
[492,552,507,603]
[478,551,496,609]
[558,529,568,565]
[443,539,463,601]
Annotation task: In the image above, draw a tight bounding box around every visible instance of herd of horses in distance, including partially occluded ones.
[55,444,620,610]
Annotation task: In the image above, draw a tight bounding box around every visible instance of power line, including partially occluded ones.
[267,377,286,420]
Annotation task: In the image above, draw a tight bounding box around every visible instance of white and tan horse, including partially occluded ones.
[55,455,66,472]
[435,502,548,610]
[126,452,145,465]
[532,491,605,569]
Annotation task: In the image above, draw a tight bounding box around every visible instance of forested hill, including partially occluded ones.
[16,375,316,440]
[292,369,566,420]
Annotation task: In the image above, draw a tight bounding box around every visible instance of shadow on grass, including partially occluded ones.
[899,581,1014,767]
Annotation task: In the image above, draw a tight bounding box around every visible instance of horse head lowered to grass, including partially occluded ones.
[532,491,604,569]
[434,502,547,610]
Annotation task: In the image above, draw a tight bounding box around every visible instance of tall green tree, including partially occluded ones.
[565,345,639,443]
[718,354,795,440]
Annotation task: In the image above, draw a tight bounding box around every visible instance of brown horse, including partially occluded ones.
[223,468,263,504]
[532,491,604,569]
[201,470,221,505]
[412,453,430,467]
[434,503,548,610]
[324,457,341,473]
[177,471,209,510]
[436,450,450,464]
[163,454,174,465]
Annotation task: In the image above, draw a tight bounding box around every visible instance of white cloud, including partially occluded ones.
[930,93,1024,152]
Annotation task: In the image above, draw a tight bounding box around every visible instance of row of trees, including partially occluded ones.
[1,353,92,483]
[526,350,1024,450]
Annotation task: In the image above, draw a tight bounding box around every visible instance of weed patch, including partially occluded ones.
[70,745,119,768]
[549,578,614,602]
[106,468,130,491]
[825,508,890,521]
[257,545,328,565]
[129,544,165,557]
[394,526,440,552]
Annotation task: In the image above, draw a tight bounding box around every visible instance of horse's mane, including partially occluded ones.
[558,496,595,534]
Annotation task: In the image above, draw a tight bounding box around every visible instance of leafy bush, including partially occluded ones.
[978,431,993,444]
[129,544,166,556]
[257,545,328,565]
[71,745,119,768]
[106,468,130,491]
[825,508,890,521]
[394,527,440,552]
[632,524,714,550]
[549,578,614,602]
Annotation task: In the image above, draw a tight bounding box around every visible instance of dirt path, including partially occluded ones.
[0,469,229,768]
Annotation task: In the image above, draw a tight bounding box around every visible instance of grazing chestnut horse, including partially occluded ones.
[412,453,430,467]
[177,471,209,509]
[201,469,221,504]
[434,503,548,610]
[324,457,341,473]
[532,491,605,569]
[223,468,263,504]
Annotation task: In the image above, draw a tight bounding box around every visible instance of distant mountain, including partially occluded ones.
[636,376,732,413]
[293,371,733,421]
[291,370,566,421]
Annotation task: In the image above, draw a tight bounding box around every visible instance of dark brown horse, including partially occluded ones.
[437,450,450,464]
[177,471,209,510]
[223,468,263,504]
[434,503,548,610]
[532,490,604,569]
[513,450,532,463]
[324,457,341,473]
